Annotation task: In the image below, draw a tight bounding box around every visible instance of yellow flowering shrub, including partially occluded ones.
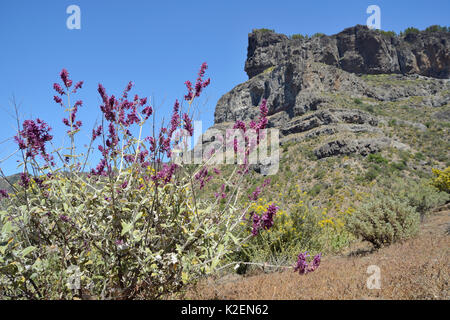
[235,187,354,270]
[432,167,450,193]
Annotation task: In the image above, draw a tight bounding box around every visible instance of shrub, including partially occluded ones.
[235,194,323,271]
[353,98,363,105]
[308,183,323,197]
[383,177,449,220]
[432,167,450,194]
[362,104,375,114]
[291,34,309,40]
[0,66,280,299]
[313,169,326,179]
[253,28,275,33]
[376,30,396,37]
[406,181,448,215]
[234,187,352,273]
[424,25,449,33]
[388,119,397,127]
[346,195,420,248]
[414,152,425,161]
[367,153,388,165]
[303,148,317,161]
[391,160,407,171]
[401,27,420,36]
[359,164,382,182]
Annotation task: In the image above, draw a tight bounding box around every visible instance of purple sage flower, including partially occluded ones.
[0,189,9,199]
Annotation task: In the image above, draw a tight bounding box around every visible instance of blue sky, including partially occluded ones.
[0,0,449,175]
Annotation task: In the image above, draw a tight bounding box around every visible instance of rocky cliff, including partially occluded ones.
[203,25,450,163]
[245,25,450,80]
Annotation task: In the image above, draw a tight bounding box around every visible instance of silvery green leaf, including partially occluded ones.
[121,221,132,236]
[21,246,36,257]
[1,221,12,234]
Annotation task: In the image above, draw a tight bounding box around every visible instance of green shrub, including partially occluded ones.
[414,152,425,161]
[359,164,382,182]
[388,119,397,127]
[362,104,375,114]
[367,153,388,165]
[391,160,407,171]
[291,34,309,40]
[401,27,420,36]
[353,98,363,105]
[383,177,449,219]
[346,195,420,248]
[404,182,448,219]
[308,183,323,197]
[303,148,317,161]
[253,28,275,33]
[376,30,396,37]
[424,25,449,33]
[313,169,326,179]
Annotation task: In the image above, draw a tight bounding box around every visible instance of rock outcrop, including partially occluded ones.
[202,25,450,161]
[314,137,394,159]
[245,25,450,80]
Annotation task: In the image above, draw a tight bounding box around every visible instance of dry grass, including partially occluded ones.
[184,208,449,300]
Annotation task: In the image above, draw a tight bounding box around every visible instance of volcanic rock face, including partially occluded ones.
[245,25,450,80]
[204,25,450,160]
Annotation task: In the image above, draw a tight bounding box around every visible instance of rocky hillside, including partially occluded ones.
[187,27,450,283]
[244,24,450,79]
[202,25,449,166]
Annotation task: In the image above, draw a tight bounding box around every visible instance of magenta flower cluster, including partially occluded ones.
[251,203,278,236]
[228,99,269,175]
[194,167,211,190]
[152,163,177,186]
[184,62,210,101]
[214,183,227,199]
[294,252,322,275]
[91,78,154,175]
[92,125,103,141]
[249,178,271,201]
[53,69,84,133]
[19,172,30,188]
[0,189,9,199]
[14,118,54,164]
[89,63,210,187]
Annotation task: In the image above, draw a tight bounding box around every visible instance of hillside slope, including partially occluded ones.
[185,205,449,300]
[185,26,450,298]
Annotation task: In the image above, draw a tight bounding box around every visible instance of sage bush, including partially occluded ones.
[0,65,281,299]
[346,194,420,248]
[380,176,449,220]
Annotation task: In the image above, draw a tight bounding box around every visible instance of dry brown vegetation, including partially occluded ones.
[183,206,449,300]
